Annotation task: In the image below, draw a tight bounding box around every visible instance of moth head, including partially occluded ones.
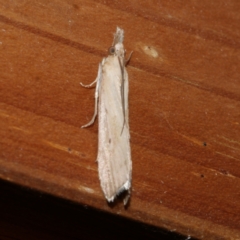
[108,27,125,57]
[108,43,125,57]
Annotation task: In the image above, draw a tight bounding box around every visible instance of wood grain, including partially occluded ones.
[0,0,240,239]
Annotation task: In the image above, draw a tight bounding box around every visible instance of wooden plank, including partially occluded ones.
[0,0,240,239]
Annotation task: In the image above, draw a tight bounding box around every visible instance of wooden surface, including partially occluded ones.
[0,0,240,239]
[0,180,190,240]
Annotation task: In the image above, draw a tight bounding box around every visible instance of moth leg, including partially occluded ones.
[125,51,133,65]
[81,63,102,128]
[80,76,97,88]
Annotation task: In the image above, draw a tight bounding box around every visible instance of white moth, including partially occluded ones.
[80,27,132,205]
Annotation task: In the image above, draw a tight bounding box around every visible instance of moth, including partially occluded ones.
[80,27,132,205]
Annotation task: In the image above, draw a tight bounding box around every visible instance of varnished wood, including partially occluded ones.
[0,0,240,239]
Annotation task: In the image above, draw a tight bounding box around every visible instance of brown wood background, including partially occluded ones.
[0,0,240,239]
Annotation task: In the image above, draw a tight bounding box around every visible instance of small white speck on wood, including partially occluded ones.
[80,27,132,205]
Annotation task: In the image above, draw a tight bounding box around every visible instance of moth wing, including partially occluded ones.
[97,56,131,202]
